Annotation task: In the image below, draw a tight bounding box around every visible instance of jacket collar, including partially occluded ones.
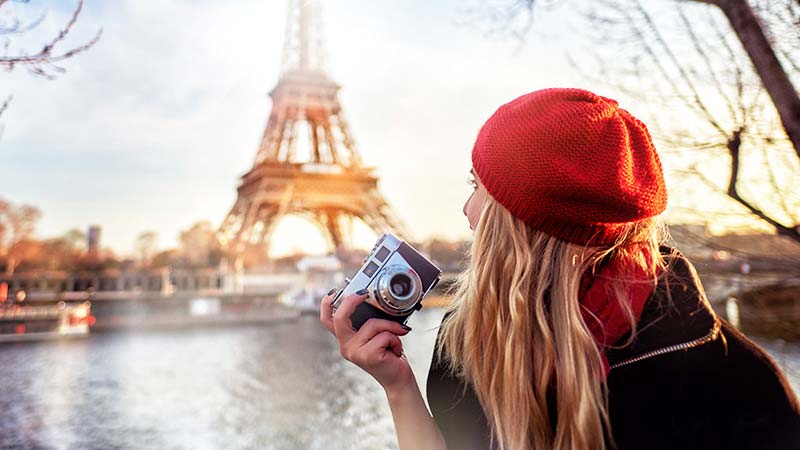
[606,247,721,369]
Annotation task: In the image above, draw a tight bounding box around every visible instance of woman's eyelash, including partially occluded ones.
[467,176,477,188]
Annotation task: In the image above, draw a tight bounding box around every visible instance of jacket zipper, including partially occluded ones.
[609,319,722,370]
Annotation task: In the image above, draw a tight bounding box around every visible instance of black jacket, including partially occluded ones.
[426,250,800,450]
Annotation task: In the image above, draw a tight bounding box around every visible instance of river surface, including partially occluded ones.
[1,309,798,450]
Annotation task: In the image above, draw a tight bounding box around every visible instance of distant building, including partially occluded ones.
[87,225,101,255]
[669,222,800,270]
[711,232,800,261]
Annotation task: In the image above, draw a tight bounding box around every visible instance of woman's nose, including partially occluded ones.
[463,190,475,218]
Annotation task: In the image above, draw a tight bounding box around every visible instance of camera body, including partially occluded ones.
[332,233,441,330]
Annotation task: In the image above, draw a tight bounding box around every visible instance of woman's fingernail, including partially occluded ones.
[356,288,368,296]
[326,288,336,296]
[400,324,412,331]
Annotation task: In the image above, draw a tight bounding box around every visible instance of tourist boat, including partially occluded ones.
[0,300,95,343]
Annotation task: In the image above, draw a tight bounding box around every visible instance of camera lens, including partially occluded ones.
[390,274,412,298]
[376,265,422,313]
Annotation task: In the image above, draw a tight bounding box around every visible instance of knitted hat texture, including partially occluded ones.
[471,88,667,245]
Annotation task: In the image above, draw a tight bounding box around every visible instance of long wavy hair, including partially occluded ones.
[438,195,667,450]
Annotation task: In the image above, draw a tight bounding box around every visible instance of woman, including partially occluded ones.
[319,88,800,450]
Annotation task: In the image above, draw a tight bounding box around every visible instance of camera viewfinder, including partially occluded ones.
[362,261,380,277]
[375,247,390,262]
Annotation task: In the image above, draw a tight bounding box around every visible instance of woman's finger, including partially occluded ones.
[352,318,409,348]
[332,290,368,344]
[362,330,404,359]
[319,288,337,334]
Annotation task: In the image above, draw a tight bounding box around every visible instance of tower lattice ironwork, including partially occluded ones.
[219,0,407,260]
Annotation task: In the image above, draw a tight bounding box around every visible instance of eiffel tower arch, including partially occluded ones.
[219,0,408,263]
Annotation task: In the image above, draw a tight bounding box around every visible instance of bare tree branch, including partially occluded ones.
[0,10,45,35]
[0,95,10,117]
[760,142,795,221]
[0,0,102,79]
[722,128,800,241]
[492,0,800,242]
[0,95,8,139]
[0,0,100,139]
[711,0,800,159]
[634,0,728,135]
[677,4,739,124]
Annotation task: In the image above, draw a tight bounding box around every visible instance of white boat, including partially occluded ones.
[0,301,94,343]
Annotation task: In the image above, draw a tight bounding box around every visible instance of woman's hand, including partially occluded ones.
[320,290,448,450]
[320,290,414,394]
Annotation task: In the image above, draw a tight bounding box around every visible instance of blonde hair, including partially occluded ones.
[438,195,666,450]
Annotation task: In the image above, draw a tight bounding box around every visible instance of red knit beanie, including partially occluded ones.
[472,88,667,246]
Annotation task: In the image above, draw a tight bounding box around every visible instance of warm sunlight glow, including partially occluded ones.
[268,215,329,258]
[350,218,381,251]
[267,215,383,258]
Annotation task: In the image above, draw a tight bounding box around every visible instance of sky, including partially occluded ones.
[1,0,788,257]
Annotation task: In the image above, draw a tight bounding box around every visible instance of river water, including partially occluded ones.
[1,309,798,450]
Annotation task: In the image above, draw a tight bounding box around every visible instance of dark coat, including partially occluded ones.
[426,250,800,450]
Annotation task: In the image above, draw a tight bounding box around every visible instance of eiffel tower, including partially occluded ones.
[219,0,407,262]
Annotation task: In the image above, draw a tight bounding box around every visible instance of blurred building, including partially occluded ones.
[669,223,800,274]
[87,225,101,256]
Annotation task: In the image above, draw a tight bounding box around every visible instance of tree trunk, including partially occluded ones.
[697,0,800,159]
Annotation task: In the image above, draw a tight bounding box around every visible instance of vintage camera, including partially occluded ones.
[331,233,441,330]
